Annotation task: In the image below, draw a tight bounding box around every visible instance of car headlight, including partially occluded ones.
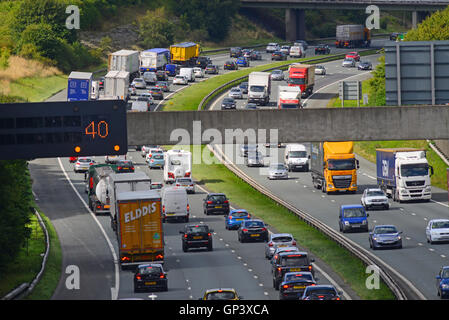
[372,237,378,241]
[441,284,449,289]
[362,220,367,224]
[344,221,349,225]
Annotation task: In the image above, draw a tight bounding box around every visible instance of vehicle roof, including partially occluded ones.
[208,192,226,196]
[341,204,364,209]
[205,288,237,294]
[279,251,308,256]
[138,263,163,268]
[271,233,293,238]
[117,190,160,201]
[430,219,449,222]
[373,224,397,229]
[305,284,336,290]
[230,209,248,214]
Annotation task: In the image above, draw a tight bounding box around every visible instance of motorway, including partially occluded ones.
[28,39,424,300]
[208,53,449,300]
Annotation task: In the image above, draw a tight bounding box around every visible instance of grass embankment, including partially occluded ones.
[0,207,62,300]
[327,77,448,190]
[166,145,395,300]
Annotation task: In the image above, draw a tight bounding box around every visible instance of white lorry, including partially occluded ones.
[103,70,130,100]
[277,86,301,109]
[164,149,192,184]
[284,144,310,172]
[376,148,433,202]
[108,49,140,82]
[161,186,190,223]
[248,72,271,106]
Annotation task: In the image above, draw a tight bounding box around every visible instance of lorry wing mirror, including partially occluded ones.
[179,231,184,234]
[430,166,434,176]
[356,159,360,169]
[308,155,311,159]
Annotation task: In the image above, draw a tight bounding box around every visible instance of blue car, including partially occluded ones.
[236,57,250,67]
[369,225,402,250]
[338,204,369,233]
[148,153,164,169]
[436,266,449,299]
[225,209,251,230]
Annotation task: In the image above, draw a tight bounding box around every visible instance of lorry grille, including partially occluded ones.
[406,181,425,187]
[332,176,352,188]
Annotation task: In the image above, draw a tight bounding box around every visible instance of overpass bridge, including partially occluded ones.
[240,0,449,40]
[127,105,449,146]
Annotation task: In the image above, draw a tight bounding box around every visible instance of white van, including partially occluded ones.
[289,46,304,58]
[161,186,189,222]
[179,68,195,82]
[91,81,99,100]
[284,144,309,172]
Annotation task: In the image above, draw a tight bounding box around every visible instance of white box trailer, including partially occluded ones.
[108,49,140,81]
[104,70,130,99]
[164,149,192,184]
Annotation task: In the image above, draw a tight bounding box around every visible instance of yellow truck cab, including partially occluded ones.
[310,141,359,194]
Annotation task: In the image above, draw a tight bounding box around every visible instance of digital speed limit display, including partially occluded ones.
[0,100,128,160]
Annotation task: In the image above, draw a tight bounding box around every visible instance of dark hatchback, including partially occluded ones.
[133,263,168,292]
[116,160,135,173]
[196,56,212,69]
[180,224,214,252]
[315,44,330,55]
[301,285,341,300]
[230,47,242,58]
[358,61,373,70]
[205,64,219,74]
[203,193,230,215]
[271,51,287,61]
[221,97,236,110]
[148,87,164,100]
[279,272,317,300]
[272,251,315,289]
[224,60,238,70]
[238,219,269,243]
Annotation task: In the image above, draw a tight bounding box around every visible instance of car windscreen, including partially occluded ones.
[273,236,293,243]
[400,163,429,177]
[432,221,449,229]
[270,164,285,170]
[289,151,307,158]
[327,159,355,170]
[223,98,234,103]
[374,226,398,234]
[78,158,92,163]
[138,266,162,275]
[343,208,365,218]
[244,221,264,228]
[209,195,226,202]
[281,255,309,266]
[187,225,209,233]
[206,291,236,300]
[367,191,385,197]
[305,287,336,296]
[231,211,249,218]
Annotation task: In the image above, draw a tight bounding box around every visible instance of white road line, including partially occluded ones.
[57,157,119,300]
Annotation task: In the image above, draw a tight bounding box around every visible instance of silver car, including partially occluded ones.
[132,78,147,89]
[239,144,258,157]
[268,163,288,180]
[361,188,389,210]
[229,87,243,99]
[271,69,284,81]
[175,177,195,194]
[246,151,264,167]
[74,157,95,173]
[342,58,356,67]
[265,233,296,259]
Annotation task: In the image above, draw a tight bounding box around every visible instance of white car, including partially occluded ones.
[342,58,356,67]
[266,42,280,53]
[193,67,204,78]
[173,75,188,85]
[246,151,264,167]
[280,45,290,55]
[315,65,326,75]
[132,78,146,89]
[175,177,195,194]
[268,163,288,180]
[361,188,389,210]
[229,87,243,99]
[426,219,449,244]
[74,157,95,173]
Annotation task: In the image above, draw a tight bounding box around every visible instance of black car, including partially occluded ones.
[224,60,238,70]
[301,285,341,300]
[180,224,214,252]
[271,51,287,61]
[203,193,230,215]
[272,251,315,290]
[221,97,236,110]
[116,160,135,173]
[205,64,219,74]
[279,272,317,300]
[156,70,168,81]
[196,56,212,69]
[149,87,164,100]
[358,61,373,70]
[238,219,269,243]
[251,50,262,60]
[315,44,330,55]
[239,81,248,94]
[133,264,168,292]
[294,40,308,50]
[230,47,242,58]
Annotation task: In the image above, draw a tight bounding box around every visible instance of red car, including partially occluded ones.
[69,157,78,163]
[345,52,360,61]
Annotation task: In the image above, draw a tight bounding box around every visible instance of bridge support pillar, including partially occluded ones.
[286,9,306,41]
[412,11,428,29]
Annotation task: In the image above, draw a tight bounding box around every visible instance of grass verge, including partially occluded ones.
[0,206,62,300]
[166,145,396,300]
[327,78,448,190]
